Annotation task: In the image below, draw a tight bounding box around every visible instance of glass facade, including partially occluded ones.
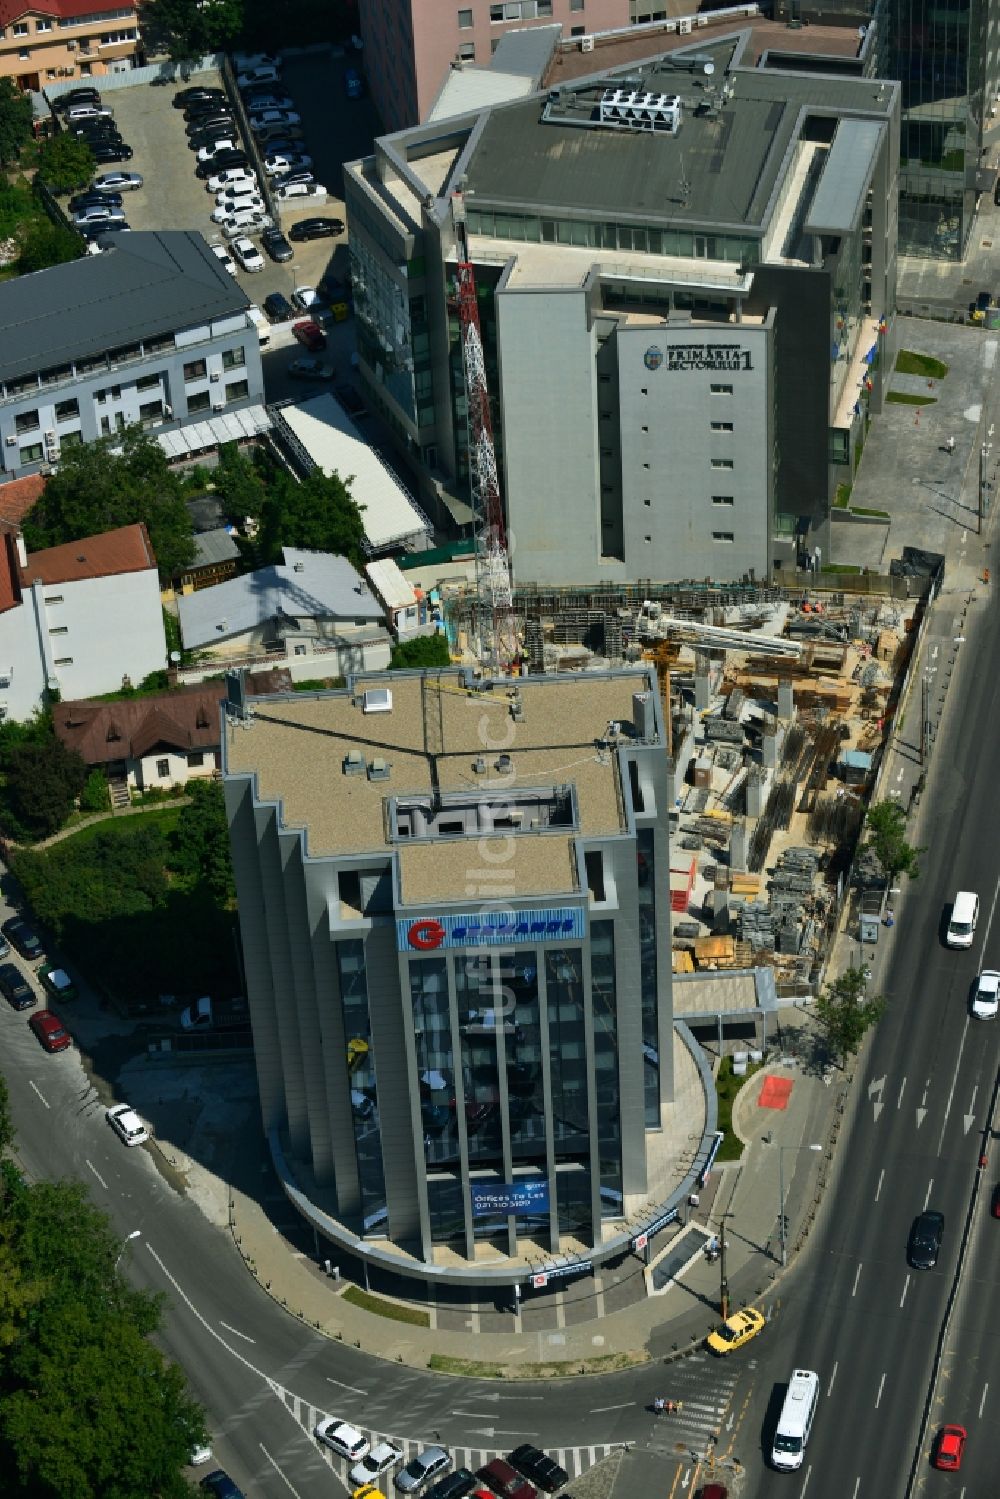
[335,940,386,1219]
[466,205,760,264]
[590,920,622,1216]
[637,829,660,1127]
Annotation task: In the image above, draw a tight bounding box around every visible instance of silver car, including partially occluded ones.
[395,1447,452,1494]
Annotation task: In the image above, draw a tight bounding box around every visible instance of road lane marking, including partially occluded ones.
[452,1410,493,1419]
[799,1465,811,1497]
[219,1320,255,1344]
[869,1076,886,1122]
[259,1442,304,1498]
[979,1382,988,1418]
[897,1076,907,1110]
[590,1403,634,1412]
[29,1080,50,1109]
[875,1372,886,1408]
[85,1158,108,1190]
[900,1275,911,1309]
[875,1169,885,1202]
[923,1178,934,1210]
[827,1363,838,1397]
[851,1480,860,1498]
[917,1078,930,1129]
[937,1020,971,1152]
[325,1376,368,1396]
[852,1264,862,1297]
[976,872,1000,966]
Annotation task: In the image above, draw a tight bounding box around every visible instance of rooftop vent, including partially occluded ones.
[343,750,366,776]
[598,88,682,135]
[362,687,393,715]
[367,757,390,781]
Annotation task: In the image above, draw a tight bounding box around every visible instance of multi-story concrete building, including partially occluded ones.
[224,666,694,1292]
[358,0,629,132]
[0,0,138,93]
[344,37,899,585]
[0,231,263,482]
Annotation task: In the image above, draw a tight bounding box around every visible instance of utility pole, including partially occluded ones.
[920,671,930,766]
[719,1211,730,1320]
[980,443,986,535]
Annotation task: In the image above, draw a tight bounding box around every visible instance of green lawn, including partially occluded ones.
[62,806,184,848]
[715,1055,763,1161]
[886,392,937,406]
[894,350,949,380]
[834,483,852,509]
[342,1287,430,1326]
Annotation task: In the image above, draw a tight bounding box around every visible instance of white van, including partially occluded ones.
[771,1369,819,1471]
[947,890,979,949]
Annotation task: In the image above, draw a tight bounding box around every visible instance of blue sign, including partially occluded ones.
[471,1179,550,1217]
[397,906,585,952]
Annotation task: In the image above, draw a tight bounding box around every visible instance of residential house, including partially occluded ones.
[364,556,439,641]
[176,546,392,678]
[0,0,138,93]
[0,521,166,720]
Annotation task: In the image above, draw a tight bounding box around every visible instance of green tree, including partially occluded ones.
[79,770,110,814]
[815,965,887,1068]
[213,441,268,522]
[155,0,244,59]
[0,1073,13,1158]
[390,634,451,669]
[0,80,32,169]
[36,133,94,193]
[2,737,87,839]
[23,426,195,580]
[866,799,923,882]
[257,468,366,568]
[172,780,234,905]
[18,218,82,274]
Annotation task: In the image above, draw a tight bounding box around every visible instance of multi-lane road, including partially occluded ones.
[2,581,998,1498]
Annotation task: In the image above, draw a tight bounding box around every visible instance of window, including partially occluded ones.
[156,758,170,779]
[458,40,475,58]
[13,21,27,34]
[225,379,249,401]
[18,48,29,59]
[183,359,207,382]
[36,17,51,29]
[139,400,163,423]
[711,458,734,469]
[49,625,69,636]
[99,416,111,436]
[187,390,211,413]
[221,347,245,370]
[711,420,734,432]
[712,495,735,506]
[96,385,121,403]
[458,5,473,22]
[710,383,733,395]
[45,595,64,604]
[188,752,204,768]
[136,374,160,392]
[61,431,83,448]
[712,531,735,543]
[20,443,43,463]
[15,410,39,435]
[54,397,79,421]
[53,657,74,666]
[570,0,585,9]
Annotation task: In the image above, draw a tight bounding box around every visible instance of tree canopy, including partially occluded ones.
[390,634,450,670]
[212,445,367,568]
[154,0,243,59]
[17,219,82,274]
[815,965,887,1068]
[36,134,94,193]
[22,427,195,580]
[171,780,235,906]
[1,735,86,840]
[865,799,923,882]
[0,80,32,169]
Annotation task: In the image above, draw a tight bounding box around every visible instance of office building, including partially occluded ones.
[0,232,264,481]
[344,38,899,585]
[224,666,680,1290]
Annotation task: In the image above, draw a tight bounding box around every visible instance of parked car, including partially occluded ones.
[208,168,257,194]
[72,205,126,227]
[291,284,324,313]
[39,966,76,1003]
[477,1461,537,1499]
[261,225,293,262]
[425,1475,476,1499]
[200,1471,245,1498]
[263,290,295,322]
[174,86,224,108]
[0,963,35,1011]
[230,236,265,273]
[292,320,326,352]
[2,916,43,960]
[70,190,123,212]
[971,969,1000,1019]
[186,114,234,138]
[314,1418,369,1461]
[190,129,238,153]
[106,1101,149,1147]
[263,151,312,175]
[289,216,344,241]
[931,1425,966,1471]
[222,211,272,239]
[211,195,265,223]
[249,108,301,131]
[276,181,326,201]
[253,122,305,147]
[289,356,334,380]
[56,86,102,110]
[232,51,280,72]
[237,66,280,88]
[81,222,130,240]
[92,170,143,192]
[65,103,114,121]
[197,139,241,163]
[211,243,237,276]
[196,152,247,178]
[29,1010,71,1052]
[272,169,314,189]
[507,1448,568,1494]
[350,1441,404,1488]
[241,93,294,113]
[92,143,134,162]
[396,1448,452,1494]
[184,97,232,119]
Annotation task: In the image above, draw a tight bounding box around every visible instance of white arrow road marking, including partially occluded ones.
[917,1078,929,1129]
[931,645,939,660]
[85,1159,108,1190]
[964,1085,979,1135]
[465,1427,497,1438]
[29,1080,50,1109]
[869,1075,886,1122]
[259,1442,304,1498]
[726,1413,735,1431]
[916,1107,927,1128]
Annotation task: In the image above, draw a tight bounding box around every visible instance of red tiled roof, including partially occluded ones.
[0,0,135,26]
[0,474,46,528]
[0,527,22,617]
[20,522,156,586]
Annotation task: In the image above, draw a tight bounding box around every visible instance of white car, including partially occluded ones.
[292,284,323,312]
[250,108,301,130]
[972,969,1000,1019]
[238,65,280,88]
[350,1441,404,1488]
[314,1418,369,1461]
[215,183,261,206]
[231,236,265,273]
[232,51,280,72]
[106,1102,149,1147]
[207,168,257,194]
[263,151,312,175]
[197,139,240,163]
[211,195,264,222]
[222,211,272,239]
[210,243,237,275]
[189,1441,213,1466]
[276,181,326,200]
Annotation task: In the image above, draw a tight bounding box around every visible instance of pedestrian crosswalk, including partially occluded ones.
[267,1380,618,1489]
[647,1355,742,1455]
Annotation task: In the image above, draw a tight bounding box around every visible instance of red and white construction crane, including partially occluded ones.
[451,193,519,673]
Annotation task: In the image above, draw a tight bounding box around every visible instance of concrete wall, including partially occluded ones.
[130,747,218,791]
[0,588,47,721]
[29,568,166,704]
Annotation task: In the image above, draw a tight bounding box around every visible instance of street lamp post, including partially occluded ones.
[114,1230,141,1271]
[778,1145,821,1267]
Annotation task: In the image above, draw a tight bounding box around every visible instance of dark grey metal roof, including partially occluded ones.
[490,24,561,80]
[0,231,250,385]
[804,118,883,235]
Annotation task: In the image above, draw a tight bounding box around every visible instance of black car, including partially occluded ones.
[425,1471,477,1499]
[507,1448,569,1494]
[289,217,344,242]
[200,1472,245,1499]
[263,290,295,322]
[70,190,123,212]
[185,113,233,137]
[195,152,247,178]
[908,1210,944,1269]
[92,143,134,162]
[0,963,35,1012]
[71,126,123,143]
[188,130,240,152]
[174,86,225,108]
[56,87,101,111]
[261,226,293,263]
[273,169,314,189]
[2,916,43,961]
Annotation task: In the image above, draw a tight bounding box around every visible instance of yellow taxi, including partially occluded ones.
[353,1486,380,1499]
[706,1305,765,1355]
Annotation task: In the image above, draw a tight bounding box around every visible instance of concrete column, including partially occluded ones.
[762,733,777,769]
[695,651,711,712]
[778,678,794,720]
[745,770,763,818]
[730,819,747,872]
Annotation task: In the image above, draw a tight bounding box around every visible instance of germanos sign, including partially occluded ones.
[397,907,585,952]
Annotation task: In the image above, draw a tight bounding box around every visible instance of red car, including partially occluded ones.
[29,1009,71,1052]
[699,1486,728,1499]
[292,319,326,351]
[932,1425,967,1471]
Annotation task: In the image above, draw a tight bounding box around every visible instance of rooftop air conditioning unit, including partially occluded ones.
[212,401,224,411]
[5,435,16,446]
[580,35,594,51]
[67,39,77,49]
[210,372,220,382]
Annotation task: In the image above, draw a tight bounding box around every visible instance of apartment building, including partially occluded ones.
[0,0,138,93]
